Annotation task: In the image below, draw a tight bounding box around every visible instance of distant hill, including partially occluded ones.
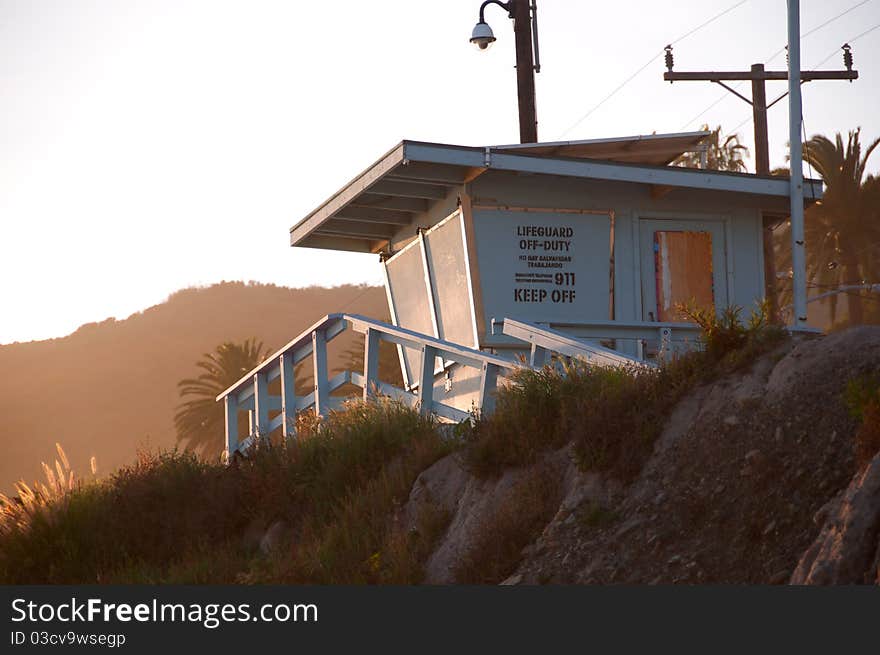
[0,281,390,492]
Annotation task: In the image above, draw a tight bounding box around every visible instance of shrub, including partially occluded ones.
[0,398,452,584]
[845,375,880,469]
[463,302,786,482]
[453,463,563,584]
[676,299,787,365]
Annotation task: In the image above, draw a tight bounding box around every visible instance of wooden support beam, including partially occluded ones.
[367,180,448,199]
[388,162,468,185]
[665,70,858,82]
[333,207,414,225]
[658,327,672,362]
[312,330,329,416]
[279,353,296,442]
[363,328,380,401]
[530,343,549,367]
[318,219,397,240]
[353,194,429,213]
[479,362,499,416]
[417,344,437,417]
[253,372,269,437]
[224,395,239,458]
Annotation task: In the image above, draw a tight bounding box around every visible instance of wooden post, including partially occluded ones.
[663,55,857,325]
[750,63,779,321]
[417,344,437,417]
[279,353,297,442]
[658,327,672,362]
[224,394,239,459]
[530,343,548,367]
[253,372,269,439]
[363,327,380,401]
[479,362,499,415]
[312,329,329,416]
[512,0,538,143]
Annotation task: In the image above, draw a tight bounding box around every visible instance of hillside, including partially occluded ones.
[0,281,390,492]
[410,326,880,584]
[2,324,879,585]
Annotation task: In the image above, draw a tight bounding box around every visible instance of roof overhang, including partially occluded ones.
[290,138,823,253]
[490,131,711,166]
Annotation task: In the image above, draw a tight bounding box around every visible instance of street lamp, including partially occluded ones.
[469,0,541,143]
[470,20,496,50]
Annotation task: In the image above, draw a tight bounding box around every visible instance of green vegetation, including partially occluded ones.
[462,301,786,481]
[453,464,563,584]
[673,124,749,172]
[845,374,880,470]
[0,398,453,584]
[677,299,787,366]
[776,128,880,326]
[174,338,273,457]
[0,303,788,584]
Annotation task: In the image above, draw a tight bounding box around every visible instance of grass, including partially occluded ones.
[453,463,563,584]
[0,397,454,584]
[461,355,706,481]
[462,301,787,481]
[0,302,789,584]
[845,374,880,470]
[576,500,618,529]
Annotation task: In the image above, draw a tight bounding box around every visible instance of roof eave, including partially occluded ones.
[290,140,823,251]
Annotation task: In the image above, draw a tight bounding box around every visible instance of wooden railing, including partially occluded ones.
[497,317,653,367]
[489,317,704,363]
[215,314,520,458]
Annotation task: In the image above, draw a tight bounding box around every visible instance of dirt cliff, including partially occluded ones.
[401,326,880,584]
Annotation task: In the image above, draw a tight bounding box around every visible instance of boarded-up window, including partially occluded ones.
[653,231,714,322]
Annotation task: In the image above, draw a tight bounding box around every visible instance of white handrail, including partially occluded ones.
[500,317,653,368]
[215,313,521,459]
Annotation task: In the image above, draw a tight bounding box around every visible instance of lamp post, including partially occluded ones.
[470,0,540,144]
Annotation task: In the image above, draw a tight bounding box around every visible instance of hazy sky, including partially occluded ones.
[2,0,879,343]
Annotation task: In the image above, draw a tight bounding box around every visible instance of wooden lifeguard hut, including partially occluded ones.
[216,131,822,457]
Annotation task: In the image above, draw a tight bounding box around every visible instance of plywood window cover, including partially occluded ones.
[653,230,715,322]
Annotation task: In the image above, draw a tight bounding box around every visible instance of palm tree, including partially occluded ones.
[174,338,271,457]
[674,124,750,172]
[776,129,880,324]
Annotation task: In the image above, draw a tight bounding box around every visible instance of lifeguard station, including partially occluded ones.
[216,131,822,457]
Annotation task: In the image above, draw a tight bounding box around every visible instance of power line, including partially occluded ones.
[727,19,880,140]
[557,0,748,139]
[764,0,873,64]
[682,0,875,131]
[812,21,880,69]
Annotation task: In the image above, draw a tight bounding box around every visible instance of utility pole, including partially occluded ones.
[470,0,541,143]
[787,0,807,328]
[663,42,857,322]
[512,0,538,143]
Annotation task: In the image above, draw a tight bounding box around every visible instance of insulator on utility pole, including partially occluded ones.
[664,45,674,76]
[843,44,853,78]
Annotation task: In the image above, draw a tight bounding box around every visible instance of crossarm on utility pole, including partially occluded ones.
[662,46,857,324]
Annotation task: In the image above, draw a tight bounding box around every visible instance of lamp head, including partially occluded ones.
[470,21,496,50]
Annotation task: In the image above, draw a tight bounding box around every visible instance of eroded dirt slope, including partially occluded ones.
[404,326,880,584]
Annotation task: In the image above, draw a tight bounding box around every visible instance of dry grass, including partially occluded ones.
[0,398,453,584]
[845,374,880,469]
[453,463,564,584]
[462,303,787,483]
[0,444,95,537]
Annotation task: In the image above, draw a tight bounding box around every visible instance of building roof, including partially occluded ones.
[489,131,710,166]
[290,134,823,253]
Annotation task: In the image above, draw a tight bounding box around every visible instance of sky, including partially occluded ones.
[1,0,879,344]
